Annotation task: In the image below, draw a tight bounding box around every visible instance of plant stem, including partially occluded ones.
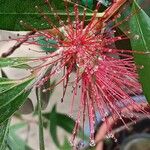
[1,31,36,58]
[36,88,45,150]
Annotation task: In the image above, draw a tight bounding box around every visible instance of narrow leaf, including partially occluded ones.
[0,77,34,123]
[57,113,75,134]
[0,57,32,69]
[0,78,33,109]
[0,77,16,93]
[6,123,33,150]
[0,119,10,150]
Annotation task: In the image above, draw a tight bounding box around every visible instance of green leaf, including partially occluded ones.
[137,0,150,16]
[48,105,60,147]
[37,36,57,52]
[0,77,16,93]
[0,120,10,150]
[0,70,15,95]
[0,0,50,31]
[60,137,72,150]
[0,78,32,108]
[43,105,77,147]
[6,123,32,150]
[81,0,93,9]
[129,1,150,102]
[43,106,75,134]
[118,1,150,102]
[0,77,34,123]
[0,57,32,69]
[0,0,93,31]
[10,122,26,132]
[57,113,75,134]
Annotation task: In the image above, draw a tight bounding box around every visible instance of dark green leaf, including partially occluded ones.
[43,105,78,147]
[0,77,34,123]
[43,106,75,134]
[137,0,150,17]
[81,0,93,9]
[0,0,93,31]
[123,2,150,101]
[0,0,50,31]
[0,78,32,108]
[57,113,75,134]
[43,109,79,134]
[128,2,150,102]
[0,92,29,123]
[118,1,150,102]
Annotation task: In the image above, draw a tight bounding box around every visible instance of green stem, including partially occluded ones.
[36,88,45,150]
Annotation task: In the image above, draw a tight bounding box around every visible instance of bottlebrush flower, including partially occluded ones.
[20,0,149,147]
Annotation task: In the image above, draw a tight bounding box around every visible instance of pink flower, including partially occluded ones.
[24,1,149,146]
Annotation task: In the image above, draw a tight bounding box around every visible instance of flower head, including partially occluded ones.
[21,0,149,146]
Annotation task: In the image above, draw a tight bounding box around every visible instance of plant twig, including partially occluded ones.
[1,31,36,58]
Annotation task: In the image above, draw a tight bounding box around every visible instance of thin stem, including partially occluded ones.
[1,31,36,58]
[36,88,45,150]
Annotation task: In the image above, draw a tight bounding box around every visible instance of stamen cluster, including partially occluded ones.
[23,1,149,146]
